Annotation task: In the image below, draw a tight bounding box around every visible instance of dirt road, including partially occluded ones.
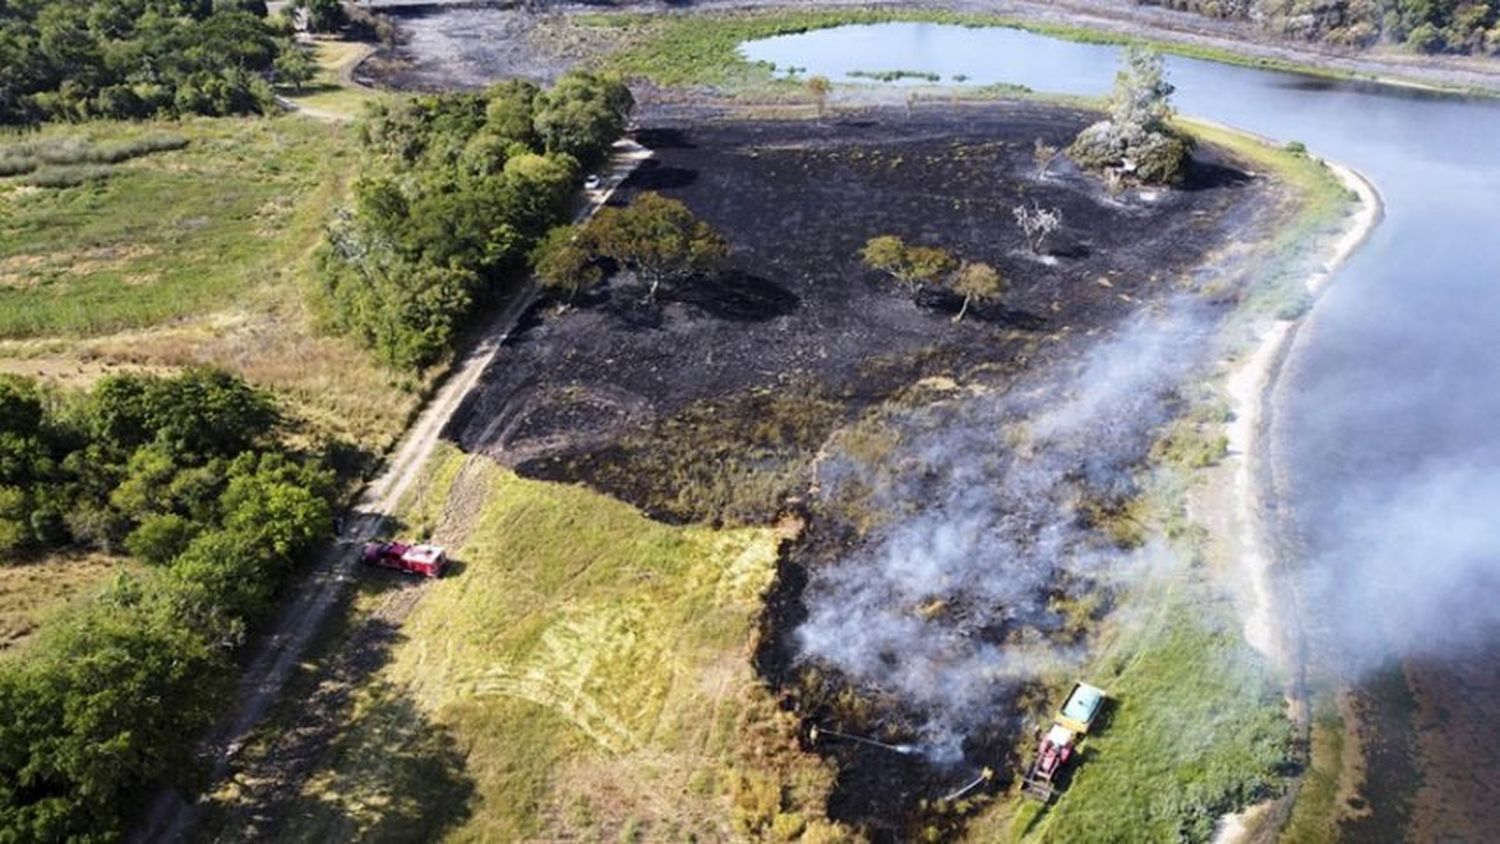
[133,138,651,843]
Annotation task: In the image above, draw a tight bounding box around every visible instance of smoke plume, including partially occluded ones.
[796,297,1214,764]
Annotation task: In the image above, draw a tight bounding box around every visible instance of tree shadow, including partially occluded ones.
[914,288,1049,329]
[277,679,476,842]
[667,269,800,322]
[1179,158,1254,192]
[634,127,696,150]
[621,159,698,191]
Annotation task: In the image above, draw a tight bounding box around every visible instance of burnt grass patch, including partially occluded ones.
[442,101,1270,836]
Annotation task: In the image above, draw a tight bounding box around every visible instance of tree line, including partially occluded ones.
[0,370,335,840]
[0,0,313,124]
[1138,0,1500,54]
[313,72,635,370]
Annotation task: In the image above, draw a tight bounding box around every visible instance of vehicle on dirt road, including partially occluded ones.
[1022,681,1107,801]
[361,540,449,578]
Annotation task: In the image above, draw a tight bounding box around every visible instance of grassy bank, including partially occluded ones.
[1005,587,1294,843]
[585,8,1397,92]
[270,446,844,841]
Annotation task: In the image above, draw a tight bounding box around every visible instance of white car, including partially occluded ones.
[584,174,603,190]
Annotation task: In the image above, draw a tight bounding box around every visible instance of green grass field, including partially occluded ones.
[274,446,844,842]
[0,117,351,338]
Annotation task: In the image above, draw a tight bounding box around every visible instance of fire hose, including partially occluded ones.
[808,724,918,756]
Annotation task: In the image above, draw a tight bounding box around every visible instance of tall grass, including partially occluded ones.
[268,448,843,841]
[0,132,188,177]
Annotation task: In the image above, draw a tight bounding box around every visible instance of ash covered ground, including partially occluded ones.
[439,102,1276,836]
[445,104,1262,517]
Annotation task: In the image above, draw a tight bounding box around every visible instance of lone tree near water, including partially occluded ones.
[1069,47,1192,185]
[807,75,832,118]
[587,192,729,303]
[949,261,1005,322]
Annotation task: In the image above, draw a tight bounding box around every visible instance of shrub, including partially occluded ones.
[20,165,115,188]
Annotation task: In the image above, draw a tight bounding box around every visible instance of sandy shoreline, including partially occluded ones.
[1209,157,1383,844]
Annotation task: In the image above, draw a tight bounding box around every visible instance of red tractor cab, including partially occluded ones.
[1022,682,1107,801]
[361,540,449,579]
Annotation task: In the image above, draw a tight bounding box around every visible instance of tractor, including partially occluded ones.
[1021,681,1107,801]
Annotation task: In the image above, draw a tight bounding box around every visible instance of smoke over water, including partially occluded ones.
[1296,456,1500,670]
[795,297,1216,764]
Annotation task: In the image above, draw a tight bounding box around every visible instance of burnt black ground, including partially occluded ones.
[443,102,1264,522]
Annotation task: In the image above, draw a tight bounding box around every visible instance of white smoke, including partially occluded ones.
[1299,457,1500,668]
[796,297,1214,763]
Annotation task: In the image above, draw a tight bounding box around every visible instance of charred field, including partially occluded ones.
[442,101,1276,838]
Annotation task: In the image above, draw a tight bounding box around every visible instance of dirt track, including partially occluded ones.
[132,138,652,843]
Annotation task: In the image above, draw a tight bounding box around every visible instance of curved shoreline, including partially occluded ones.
[1230,159,1382,671]
[1212,157,1383,844]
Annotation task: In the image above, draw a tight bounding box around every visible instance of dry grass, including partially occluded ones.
[0,550,137,653]
[277,446,845,841]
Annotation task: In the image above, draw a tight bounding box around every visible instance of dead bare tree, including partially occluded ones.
[1013,202,1062,255]
[1033,137,1060,179]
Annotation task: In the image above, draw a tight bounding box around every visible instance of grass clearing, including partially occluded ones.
[280,39,388,121]
[0,117,350,337]
[279,446,843,841]
[0,550,138,653]
[0,115,423,454]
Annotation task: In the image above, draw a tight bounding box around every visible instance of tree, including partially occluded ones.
[949,261,1005,322]
[587,192,728,303]
[297,0,346,33]
[273,43,317,92]
[806,75,832,118]
[905,246,958,288]
[860,235,955,297]
[533,71,634,166]
[1013,203,1062,255]
[531,224,601,304]
[1068,47,1192,185]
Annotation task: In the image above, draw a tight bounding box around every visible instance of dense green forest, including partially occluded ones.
[1138,0,1500,53]
[0,370,334,839]
[0,0,293,124]
[314,72,633,370]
